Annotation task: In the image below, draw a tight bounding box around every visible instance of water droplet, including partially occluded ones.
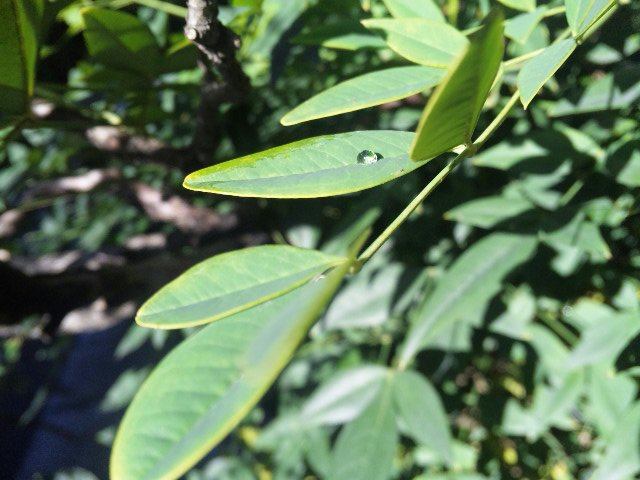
[357,150,382,165]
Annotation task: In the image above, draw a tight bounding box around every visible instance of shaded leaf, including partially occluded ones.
[136,245,346,329]
[392,370,452,463]
[445,195,533,228]
[300,365,389,426]
[382,0,445,22]
[497,0,536,12]
[505,7,546,44]
[410,10,504,161]
[0,0,42,114]
[82,7,163,77]
[184,131,423,198]
[282,66,444,125]
[329,378,397,480]
[398,233,537,368]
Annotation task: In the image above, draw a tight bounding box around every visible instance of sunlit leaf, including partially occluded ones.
[410,10,504,161]
[184,131,425,198]
[281,66,444,125]
[505,7,546,44]
[445,195,533,228]
[136,245,346,329]
[518,38,576,108]
[111,254,356,480]
[565,0,615,38]
[362,18,467,68]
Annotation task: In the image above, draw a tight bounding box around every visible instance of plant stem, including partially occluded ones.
[543,5,566,18]
[356,150,468,264]
[357,89,521,266]
[473,90,521,147]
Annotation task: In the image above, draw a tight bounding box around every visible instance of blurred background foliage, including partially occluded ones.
[0,0,639,479]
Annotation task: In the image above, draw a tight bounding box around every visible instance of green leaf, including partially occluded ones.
[397,233,537,368]
[606,138,640,188]
[0,0,42,114]
[294,22,387,51]
[281,66,444,125]
[362,18,468,68]
[300,365,389,426]
[184,131,424,198]
[382,0,445,22]
[111,255,355,480]
[518,38,576,108]
[590,402,640,480]
[567,313,640,370]
[136,245,346,329]
[565,0,615,38]
[410,10,504,161]
[496,0,536,12]
[445,195,533,229]
[329,378,397,480]
[392,370,453,463]
[82,7,163,77]
[505,7,546,44]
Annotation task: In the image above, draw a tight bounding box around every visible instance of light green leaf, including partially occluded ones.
[505,7,546,44]
[184,131,424,198]
[410,10,504,161]
[136,245,346,329]
[445,195,533,228]
[281,66,444,126]
[565,0,615,38]
[0,0,42,114]
[590,402,640,480]
[518,38,576,108]
[362,18,468,68]
[111,255,355,480]
[329,378,397,480]
[300,365,389,426]
[567,313,640,370]
[82,7,163,77]
[397,233,537,368]
[606,138,640,188]
[392,370,453,463]
[382,0,445,22]
[497,0,536,12]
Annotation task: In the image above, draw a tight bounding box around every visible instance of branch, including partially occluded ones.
[184,0,251,161]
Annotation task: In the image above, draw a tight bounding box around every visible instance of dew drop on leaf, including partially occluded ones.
[357,150,383,165]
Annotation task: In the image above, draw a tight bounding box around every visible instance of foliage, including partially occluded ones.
[1,0,639,479]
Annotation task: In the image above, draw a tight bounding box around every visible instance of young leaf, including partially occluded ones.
[565,0,615,38]
[505,7,546,44]
[382,0,445,23]
[518,38,576,108]
[82,7,163,77]
[362,18,468,68]
[0,0,42,114]
[410,10,504,161]
[329,378,397,480]
[397,233,537,368]
[300,365,389,426]
[184,131,426,198]
[136,245,346,329]
[392,370,453,463]
[281,66,444,126]
[111,256,355,480]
